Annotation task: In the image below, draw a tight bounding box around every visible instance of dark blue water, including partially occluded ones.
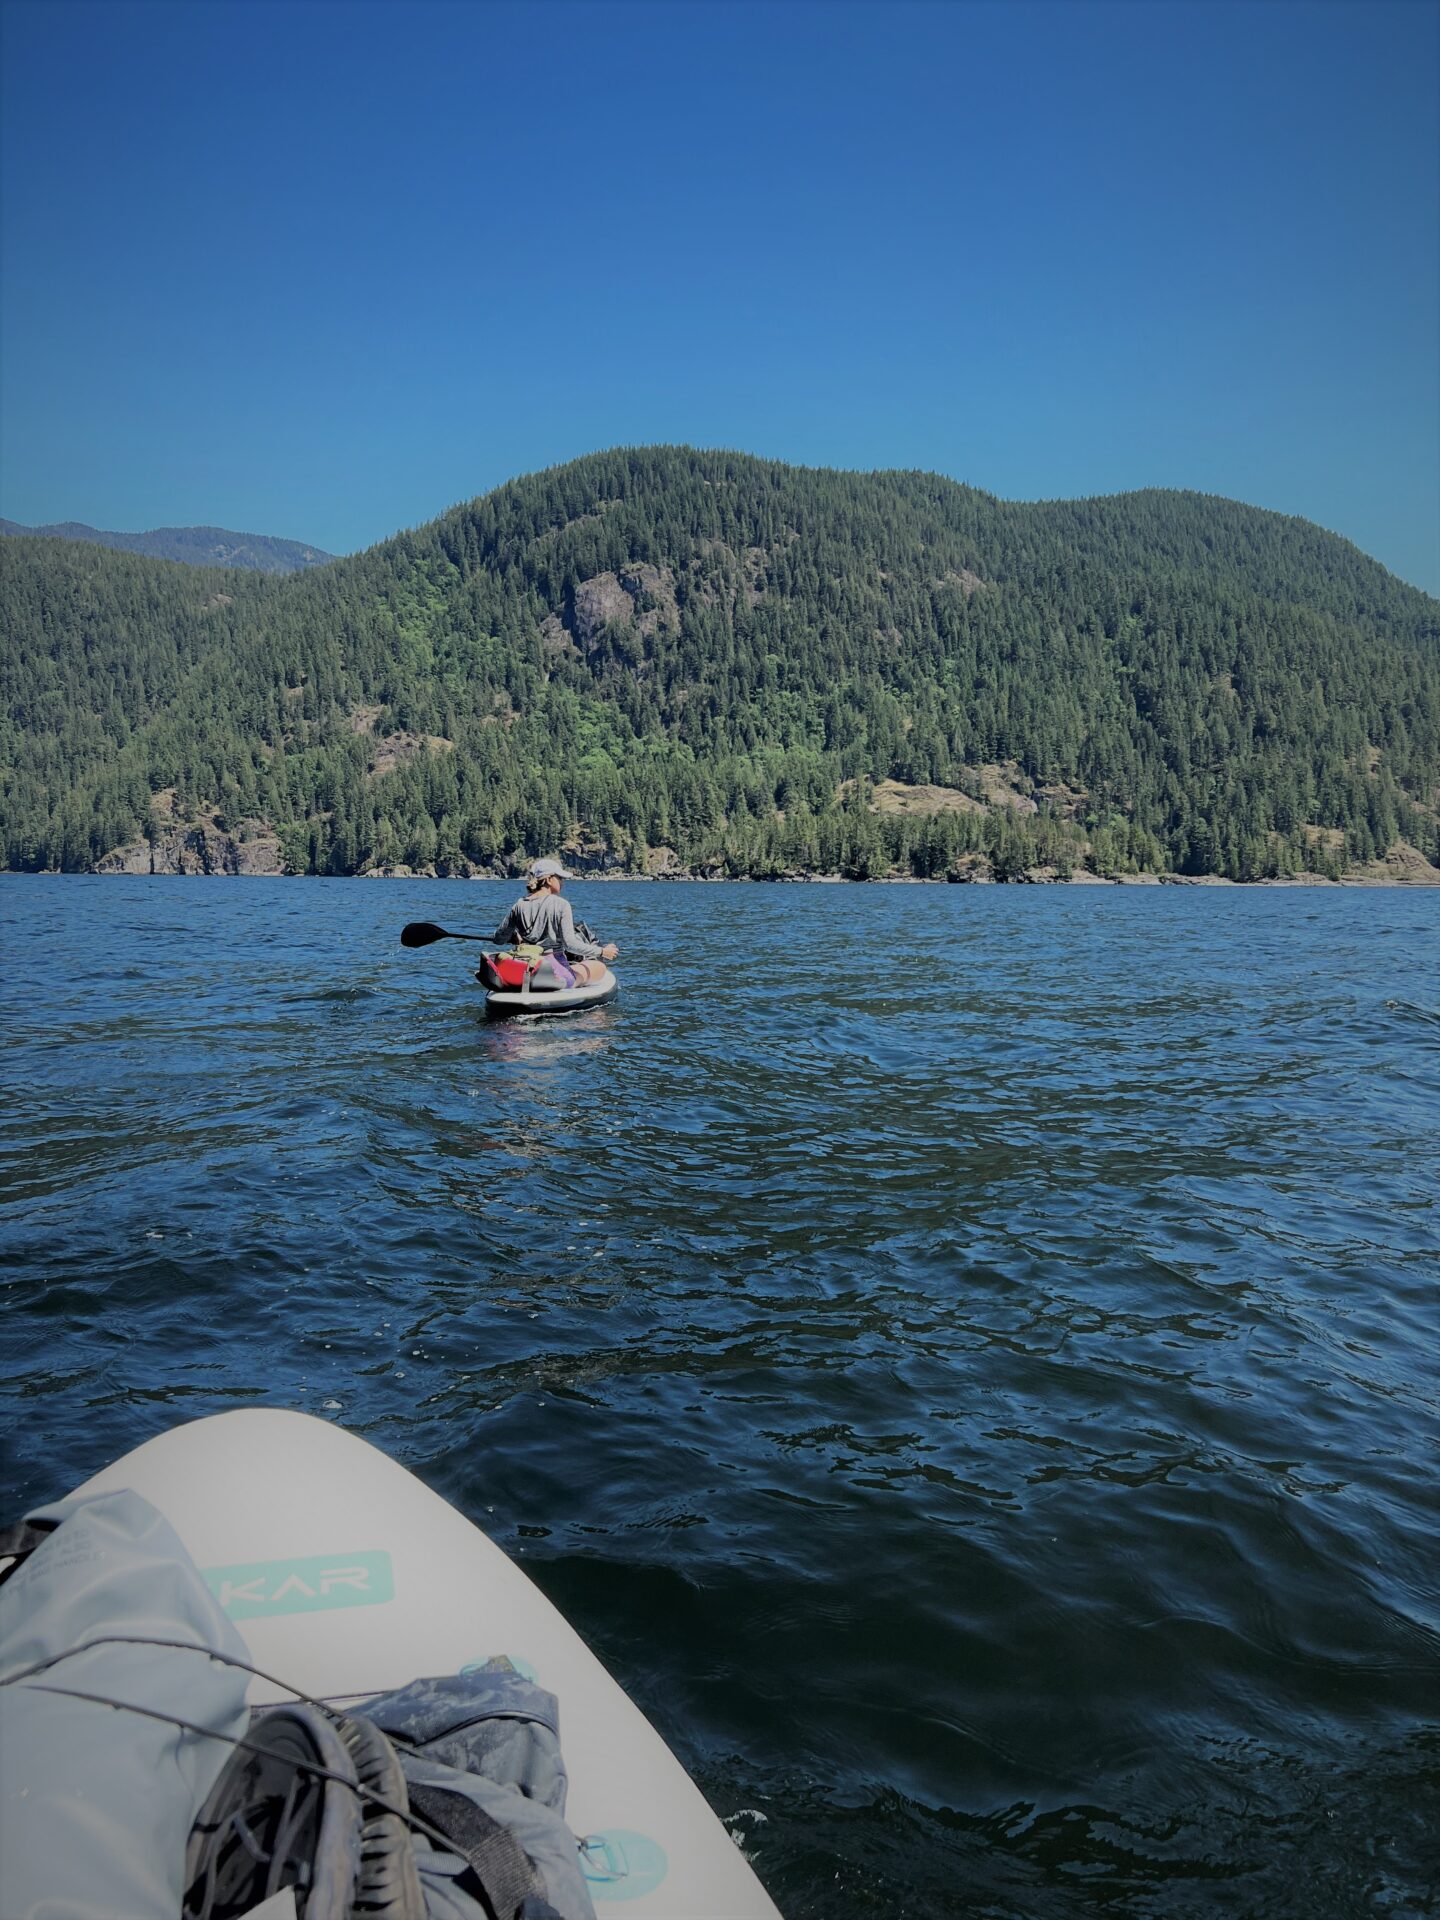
[3,876,1438,1917]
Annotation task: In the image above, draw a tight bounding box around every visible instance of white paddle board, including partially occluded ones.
[69,1409,779,1918]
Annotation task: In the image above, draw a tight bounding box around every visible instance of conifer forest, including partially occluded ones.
[3,448,1437,882]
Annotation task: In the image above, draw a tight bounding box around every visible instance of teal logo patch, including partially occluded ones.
[580,1831,669,1901]
[203,1551,394,1619]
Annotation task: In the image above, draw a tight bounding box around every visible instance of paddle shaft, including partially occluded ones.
[401,917,611,952]
[400,921,490,948]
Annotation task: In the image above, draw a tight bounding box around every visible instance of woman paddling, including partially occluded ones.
[493,858,619,988]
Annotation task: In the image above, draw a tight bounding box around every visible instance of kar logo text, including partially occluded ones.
[203,1550,395,1618]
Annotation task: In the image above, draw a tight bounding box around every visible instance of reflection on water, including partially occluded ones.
[2,875,1438,1918]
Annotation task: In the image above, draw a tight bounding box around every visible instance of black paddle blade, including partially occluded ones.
[401,921,449,948]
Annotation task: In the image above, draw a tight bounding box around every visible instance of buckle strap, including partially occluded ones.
[406,1781,563,1920]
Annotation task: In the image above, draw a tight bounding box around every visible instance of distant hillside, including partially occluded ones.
[1,447,1437,882]
[0,518,332,575]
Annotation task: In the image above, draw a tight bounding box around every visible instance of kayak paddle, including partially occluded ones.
[400,921,490,948]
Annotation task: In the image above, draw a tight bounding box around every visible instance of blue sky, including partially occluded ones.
[2,0,1436,592]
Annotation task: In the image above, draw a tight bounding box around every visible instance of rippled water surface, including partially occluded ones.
[3,876,1438,1916]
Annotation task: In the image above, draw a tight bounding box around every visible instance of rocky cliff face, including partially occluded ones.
[96,819,283,875]
[569,565,677,651]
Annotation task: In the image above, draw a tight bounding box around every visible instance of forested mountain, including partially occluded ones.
[0,519,332,575]
[2,447,1437,882]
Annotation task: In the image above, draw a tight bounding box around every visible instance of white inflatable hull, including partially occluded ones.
[70,1409,779,1917]
[485,974,619,1019]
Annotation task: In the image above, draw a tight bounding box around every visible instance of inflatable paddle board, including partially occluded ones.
[67,1409,779,1917]
[483,973,619,1020]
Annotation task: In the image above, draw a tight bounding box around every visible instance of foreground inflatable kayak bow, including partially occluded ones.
[0,1409,779,1919]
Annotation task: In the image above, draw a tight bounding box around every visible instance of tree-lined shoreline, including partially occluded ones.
[4,448,1437,885]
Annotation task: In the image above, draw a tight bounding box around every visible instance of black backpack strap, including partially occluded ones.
[0,1518,56,1587]
[406,1781,563,1920]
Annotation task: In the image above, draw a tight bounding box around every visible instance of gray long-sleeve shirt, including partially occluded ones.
[492,891,603,960]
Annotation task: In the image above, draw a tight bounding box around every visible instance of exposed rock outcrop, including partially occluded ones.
[539,613,574,657]
[96,819,283,875]
[368,732,454,779]
[1337,841,1440,886]
[570,565,678,651]
[868,779,985,817]
[571,573,636,650]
